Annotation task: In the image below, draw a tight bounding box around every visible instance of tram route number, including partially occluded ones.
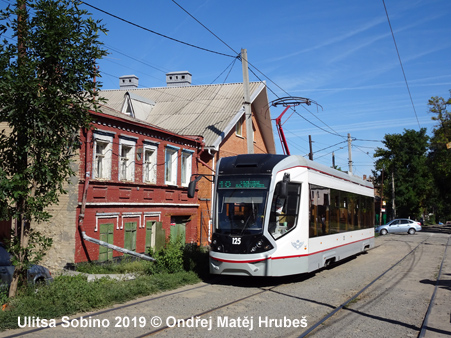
[232,237,241,245]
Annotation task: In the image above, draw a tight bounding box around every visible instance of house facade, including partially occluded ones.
[73,106,202,264]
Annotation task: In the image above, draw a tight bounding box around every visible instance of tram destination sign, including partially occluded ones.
[217,176,270,189]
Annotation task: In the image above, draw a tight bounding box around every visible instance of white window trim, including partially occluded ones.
[181,150,194,187]
[235,116,243,136]
[143,144,158,184]
[118,137,137,182]
[165,145,179,186]
[92,131,114,180]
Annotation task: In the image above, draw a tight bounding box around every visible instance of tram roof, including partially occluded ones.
[218,154,373,190]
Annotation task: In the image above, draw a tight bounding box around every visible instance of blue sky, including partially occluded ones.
[6,0,451,177]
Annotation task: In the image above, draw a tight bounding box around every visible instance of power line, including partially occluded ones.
[171,0,238,55]
[382,0,420,129]
[81,1,236,58]
[170,0,344,140]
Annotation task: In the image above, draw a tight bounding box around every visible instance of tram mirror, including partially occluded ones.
[279,182,288,199]
[187,181,196,198]
[278,173,290,199]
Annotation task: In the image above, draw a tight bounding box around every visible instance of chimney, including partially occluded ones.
[120,75,139,89]
[166,71,192,87]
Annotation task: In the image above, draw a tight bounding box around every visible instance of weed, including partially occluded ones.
[0,271,199,331]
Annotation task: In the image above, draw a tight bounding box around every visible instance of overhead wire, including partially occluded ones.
[170,0,345,140]
[382,0,420,129]
[81,1,237,59]
[84,1,371,164]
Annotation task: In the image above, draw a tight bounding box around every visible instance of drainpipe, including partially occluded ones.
[195,144,217,244]
[78,127,155,262]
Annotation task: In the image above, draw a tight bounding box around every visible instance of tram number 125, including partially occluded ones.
[232,237,241,245]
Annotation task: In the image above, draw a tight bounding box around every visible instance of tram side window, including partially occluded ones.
[269,182,301,239]
[309,184,374,238]
[309,185,331,237]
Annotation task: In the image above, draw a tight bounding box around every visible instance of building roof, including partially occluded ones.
[98,82,276,153]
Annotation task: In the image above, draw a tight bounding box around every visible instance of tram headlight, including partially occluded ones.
[249,237,273,253]
[211,236,223,252]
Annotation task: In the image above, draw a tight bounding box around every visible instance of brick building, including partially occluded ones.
[74,106,203,264]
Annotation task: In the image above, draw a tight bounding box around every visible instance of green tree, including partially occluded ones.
[427,92,451,221]
[0,0,107,297]
[374,129,431,220]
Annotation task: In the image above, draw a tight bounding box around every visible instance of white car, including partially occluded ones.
[375,218,422,235]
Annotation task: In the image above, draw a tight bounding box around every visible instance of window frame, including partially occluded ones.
[92,131,114,180]
[165,145,179,186]
[143,143,158,184]
[235,115,244,136]
[181,150,194,187]
[118,136,137,182]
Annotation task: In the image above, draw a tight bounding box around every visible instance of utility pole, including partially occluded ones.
[392,170,396,218]
[347,133,353,174]
[241,48,253,154]
[332,151,335,168]
[309,135,313,160]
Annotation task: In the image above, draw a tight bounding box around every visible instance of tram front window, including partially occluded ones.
[216,189,267,235]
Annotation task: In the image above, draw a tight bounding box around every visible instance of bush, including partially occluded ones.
[183,243,209,278]
[147,236,185,274]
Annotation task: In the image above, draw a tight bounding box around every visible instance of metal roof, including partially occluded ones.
[98,82,275,153]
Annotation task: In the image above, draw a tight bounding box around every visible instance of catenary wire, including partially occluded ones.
[382,0,420,129]
[84,1,365,161]
[170,0,346,139]
[81,1,237,59]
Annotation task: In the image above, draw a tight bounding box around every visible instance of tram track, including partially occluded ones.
[418,235,451,337]
[296,234,450,338]
[134,235,434,337]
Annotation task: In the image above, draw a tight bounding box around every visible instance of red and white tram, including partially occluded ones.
[203,154,374,277]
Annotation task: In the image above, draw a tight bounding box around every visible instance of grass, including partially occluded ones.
[74,257,153,274]
[0,242,210,331]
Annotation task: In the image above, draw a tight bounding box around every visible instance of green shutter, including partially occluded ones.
[155,222,166,251]
[170,223,186,244]
[99,223,114,262]
[124,222,137,251]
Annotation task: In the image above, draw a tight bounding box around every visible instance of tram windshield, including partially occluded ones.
[215,176,270,235]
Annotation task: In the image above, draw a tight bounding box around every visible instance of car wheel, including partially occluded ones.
[380,229,388,235]
[408,228,416,235]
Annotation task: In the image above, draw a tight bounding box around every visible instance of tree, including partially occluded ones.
[373,129,431,220]
[427,92,451,221]
[0,0,107,297]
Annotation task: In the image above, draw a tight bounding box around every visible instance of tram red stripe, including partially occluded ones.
[210,236,374,264]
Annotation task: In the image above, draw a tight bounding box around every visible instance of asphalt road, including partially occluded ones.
[1,229,450,338]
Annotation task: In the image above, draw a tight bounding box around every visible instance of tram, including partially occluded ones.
[200,154,375,277]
